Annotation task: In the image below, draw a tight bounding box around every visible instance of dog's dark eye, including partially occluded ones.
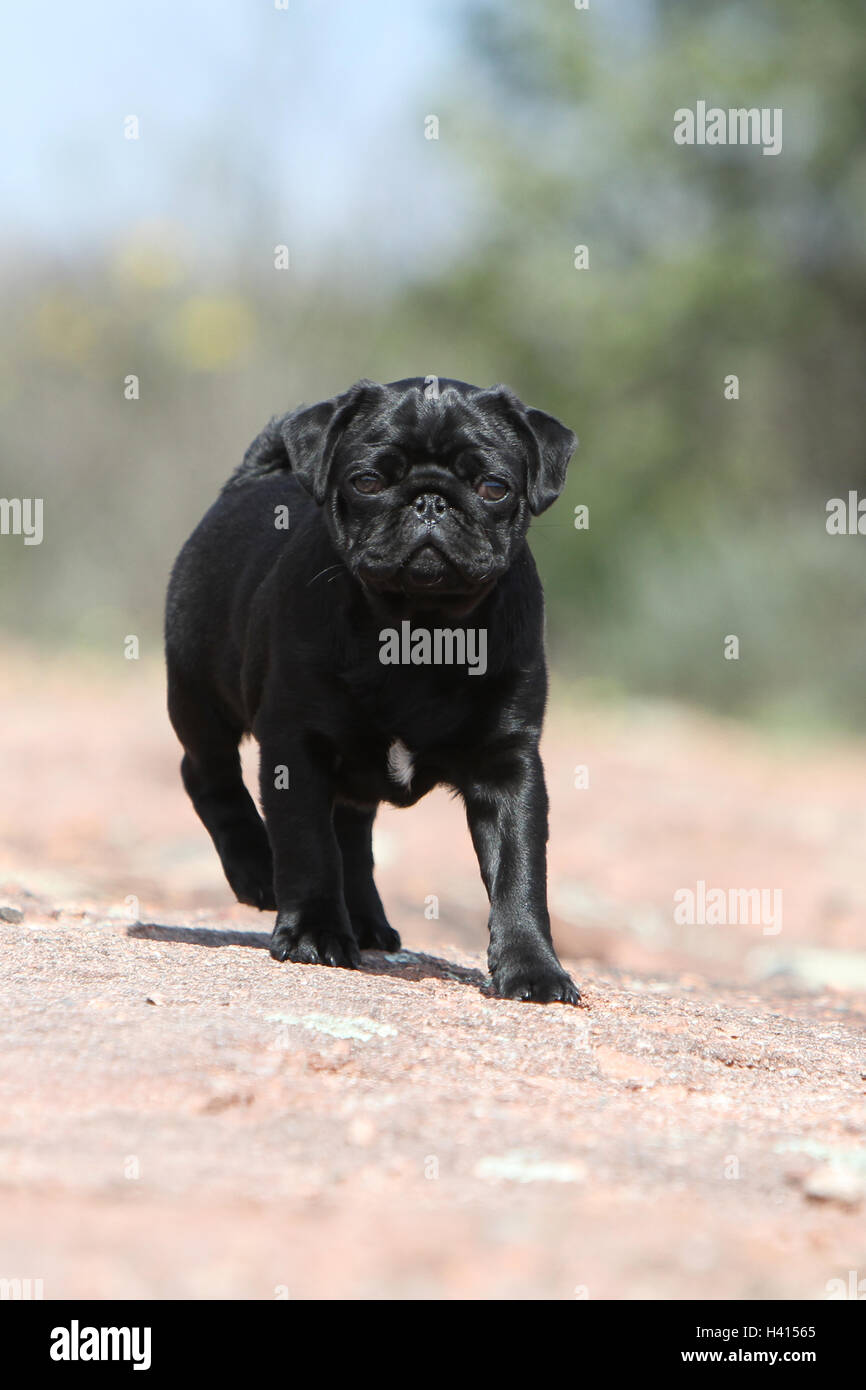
[352,473,385,495]
[477,478,509,502]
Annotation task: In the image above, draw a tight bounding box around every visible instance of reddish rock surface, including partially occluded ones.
[0,648,864,1299]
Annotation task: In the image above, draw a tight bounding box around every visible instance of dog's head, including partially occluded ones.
[266,377,576,616]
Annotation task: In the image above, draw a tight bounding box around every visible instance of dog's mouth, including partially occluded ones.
[357,542,495,615]
[397,543,457,591]
[360,542,480,595]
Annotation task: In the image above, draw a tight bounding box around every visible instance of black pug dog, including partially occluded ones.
[165,376,580,1004]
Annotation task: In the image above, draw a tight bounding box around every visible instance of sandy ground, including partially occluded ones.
[0,647,864,1300]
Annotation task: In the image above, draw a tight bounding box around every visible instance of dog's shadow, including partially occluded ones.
[127,921,487,990]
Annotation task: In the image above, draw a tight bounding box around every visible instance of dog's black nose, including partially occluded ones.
[413,493,447,522]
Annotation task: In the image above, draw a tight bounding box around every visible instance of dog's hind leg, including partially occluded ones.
[167,671,276,910]
[333,804,400,951]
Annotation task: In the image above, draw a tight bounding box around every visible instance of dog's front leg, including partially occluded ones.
[257,732,361,970]
[463,745,580,1004]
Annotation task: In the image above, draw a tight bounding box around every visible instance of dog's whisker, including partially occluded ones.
[307,564,345,586]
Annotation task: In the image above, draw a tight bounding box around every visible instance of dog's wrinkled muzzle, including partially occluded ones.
[402,543,452,589]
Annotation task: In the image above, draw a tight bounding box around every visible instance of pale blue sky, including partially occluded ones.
[0,0,473,278]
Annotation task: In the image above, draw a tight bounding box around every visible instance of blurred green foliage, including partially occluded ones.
[2,0,865,728]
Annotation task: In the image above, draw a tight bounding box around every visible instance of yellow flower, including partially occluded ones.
[170,294,256,371]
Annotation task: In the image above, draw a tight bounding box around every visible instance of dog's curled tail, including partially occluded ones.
[221,415,289,492]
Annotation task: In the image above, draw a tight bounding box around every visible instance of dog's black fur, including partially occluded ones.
[165,377,580,1003]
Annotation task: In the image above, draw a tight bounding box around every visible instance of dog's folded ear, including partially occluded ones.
[480,386,577,516]
[279,380,384,503]
[232,380,383,502]
[522,405,578,515]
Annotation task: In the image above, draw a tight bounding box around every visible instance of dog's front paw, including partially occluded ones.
[270,919,361,970]
[490,954,581,1005]
[231,874,277,912]
[224,846,277,911]
[351,912,401,953]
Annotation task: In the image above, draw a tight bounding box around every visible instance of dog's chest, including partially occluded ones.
[385,737,415,790]
[334,734,441,808]
[331,663,489,805]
